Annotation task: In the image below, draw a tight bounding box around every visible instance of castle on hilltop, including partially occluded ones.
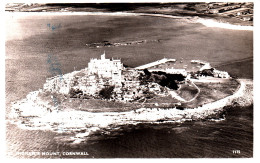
[42,52,231,100]
[88,52,123,85]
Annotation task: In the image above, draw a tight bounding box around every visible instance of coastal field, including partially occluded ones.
[5,12,253,158]
[182,79,239,108]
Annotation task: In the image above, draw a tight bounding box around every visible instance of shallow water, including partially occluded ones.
[5,13,253,158]
[6,105,253,158]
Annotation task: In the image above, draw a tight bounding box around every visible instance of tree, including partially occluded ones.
[69,88,83,98]
[99,86,115,99]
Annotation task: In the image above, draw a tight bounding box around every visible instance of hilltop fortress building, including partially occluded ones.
[43,52,230,99]
[88,52,123,85]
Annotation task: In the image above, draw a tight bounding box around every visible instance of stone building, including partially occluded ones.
[88,52,123,85]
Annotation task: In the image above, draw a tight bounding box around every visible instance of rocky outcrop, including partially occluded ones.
[9,79,253,143]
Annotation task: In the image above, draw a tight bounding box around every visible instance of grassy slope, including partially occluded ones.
[183,79,239,108]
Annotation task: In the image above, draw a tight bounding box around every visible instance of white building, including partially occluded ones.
[213,69,231,78]
[166,68,188,76]
[88,52,123,85]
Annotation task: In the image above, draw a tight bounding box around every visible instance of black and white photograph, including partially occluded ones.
[4,0,256,159]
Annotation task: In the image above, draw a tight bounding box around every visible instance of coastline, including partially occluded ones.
[5,9,254,145]
[5,3,254,158]
[8,78,253,144]
[196,18,253,31]
[5,11,253,31]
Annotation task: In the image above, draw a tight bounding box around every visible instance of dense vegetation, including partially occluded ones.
[99,86,115,99]
[198,68,214,77]
[139,69,185,90]
[69,88,83,98]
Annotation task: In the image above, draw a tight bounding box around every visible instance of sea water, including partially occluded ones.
[5,13,253,158]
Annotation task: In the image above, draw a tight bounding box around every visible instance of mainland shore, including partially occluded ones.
[5,11,253,31]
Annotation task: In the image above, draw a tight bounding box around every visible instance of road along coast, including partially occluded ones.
[8,79,253,144]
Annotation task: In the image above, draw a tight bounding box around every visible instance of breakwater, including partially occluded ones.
[8,79,253,144]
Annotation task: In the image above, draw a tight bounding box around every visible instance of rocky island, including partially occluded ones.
[9,52,253,144]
